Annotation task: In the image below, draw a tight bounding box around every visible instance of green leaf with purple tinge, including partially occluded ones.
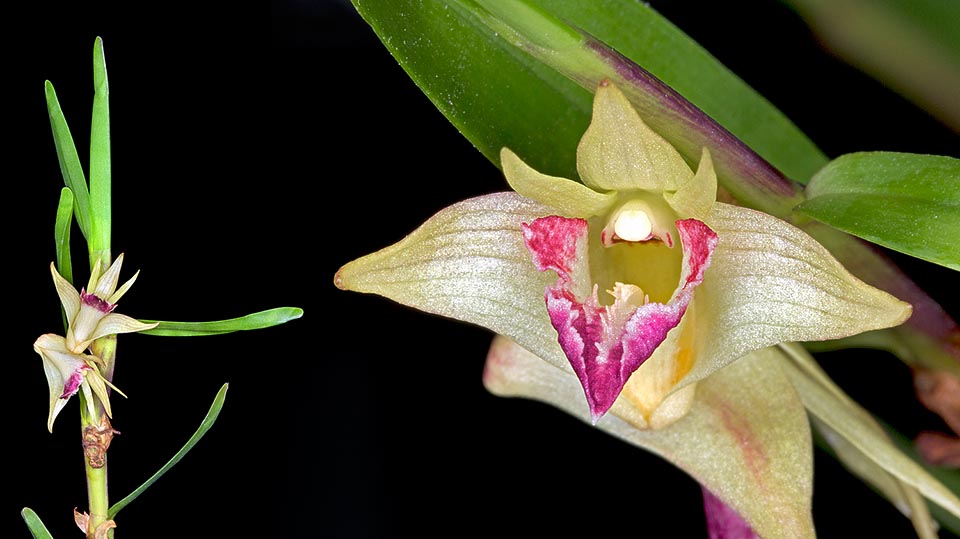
[351,0,822,217]
[797,152,960,271]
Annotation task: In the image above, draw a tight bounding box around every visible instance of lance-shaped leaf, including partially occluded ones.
[797,152,960,271]
[140,307,305,336]
[483,336,814,539]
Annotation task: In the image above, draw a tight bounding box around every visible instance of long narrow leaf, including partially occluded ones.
[140,307,304,336]
[89,36,111,255]
[45,81,92,241]
[21,508,54,539]
[55,187,75,331]
[54,187,74,286]
[108,383,229,518]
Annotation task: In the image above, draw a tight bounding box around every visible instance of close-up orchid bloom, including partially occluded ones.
[335,81,916,537]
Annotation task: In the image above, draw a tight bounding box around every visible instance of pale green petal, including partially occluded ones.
[500,147,616,218]
[88,313,159,343]
[34,333,87,432]
[50,262,80,323]
[108,269,140,304]
[84,365,114,419]
[484,336,813,539]
[684,202,912,386]
[336,193,571,371]
[576,81,692,193]
[664,147,717,220]
[779,347,960,521]
[92,253,124,298]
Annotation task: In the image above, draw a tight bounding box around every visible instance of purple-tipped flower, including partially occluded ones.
[51,254,158,354]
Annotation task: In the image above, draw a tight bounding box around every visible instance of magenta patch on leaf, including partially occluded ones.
[702,486,760,539]
[523,216,717,422]
[81,290,115,313]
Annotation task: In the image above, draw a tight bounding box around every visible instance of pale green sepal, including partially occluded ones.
[21,507,54,539]
[109,383,229,519]
[84,363,115,419]
[501,147,615,218]
[683,202,912,387]
[92,253,124,298]
[87,313,159,343]
[779,348,960,521]
[665,147,716,220]
[139,307,304,336]
[336,193,571,372]
[108,270,139,304]
[50,263,80,323]
[484,336,814,539]
[576,81,692,193]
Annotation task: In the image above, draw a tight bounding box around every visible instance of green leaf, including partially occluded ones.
[109,383,229,518]
[140,307,304,336]
[55,187,75,331]
[21,508,54,539]
[54,188,74,286]
[796,152,960,271]
[89,36,111,256]
[352,0,823,216]
[45,81,92,242]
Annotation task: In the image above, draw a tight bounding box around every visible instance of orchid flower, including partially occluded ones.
[335,81,913,537]
[35,254,157,431]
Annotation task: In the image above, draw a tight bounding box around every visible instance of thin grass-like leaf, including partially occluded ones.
[54,188,74,286]
[21,508,54,539]
[108,383,228,518]
[140,307,304,336]
[89,36,111,256]
[45,81,92,241]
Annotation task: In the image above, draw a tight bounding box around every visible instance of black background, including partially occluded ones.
[5,1,959,538]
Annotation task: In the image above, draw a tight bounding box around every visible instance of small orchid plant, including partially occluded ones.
[21,38,302,538]
[336,1,960,538]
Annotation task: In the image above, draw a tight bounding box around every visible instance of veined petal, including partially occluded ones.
[501,147,616,218]
[87,313,159,343]
[108,269,140,304]
[92,253,125,298]
[684,202,913,386]
[484,337,814,539]
[335,192,570,370]
[50,262,80,323]
[576,80,693,193]
[522,215,717,421]
[34,333,92,432]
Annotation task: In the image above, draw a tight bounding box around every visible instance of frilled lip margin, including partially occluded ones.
[523,214,717,422]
